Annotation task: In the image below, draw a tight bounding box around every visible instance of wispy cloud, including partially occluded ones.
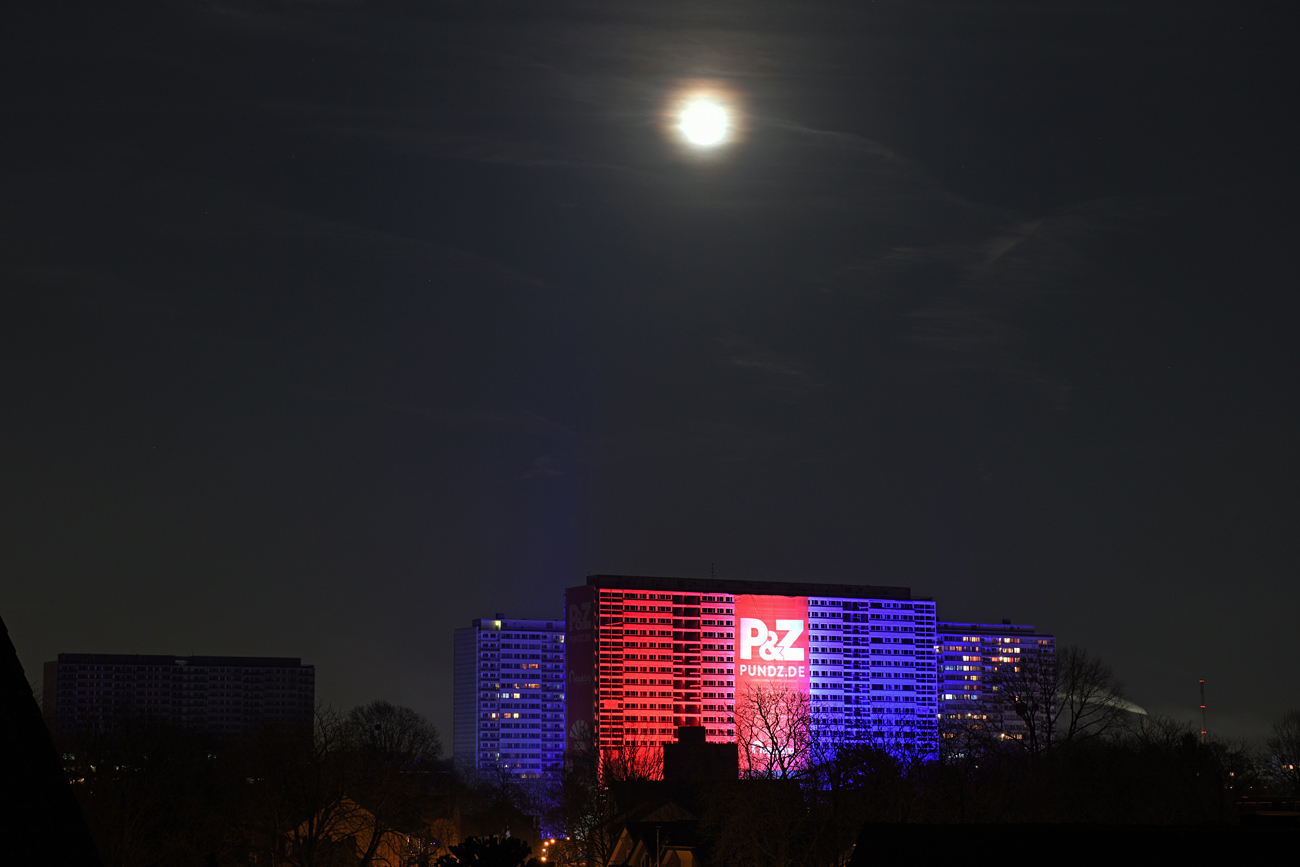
[807,198,1160,412]
[603,420,787,464]
[724,355,806,379]
[524,455,566,479]
[766,121,900,162]
[717,334,825,400]
[314,392,574,437]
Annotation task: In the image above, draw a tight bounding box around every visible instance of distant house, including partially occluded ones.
[292,796,455,867]
[605,800,699,867]
[458,798,542,854]
[291,791,552,867]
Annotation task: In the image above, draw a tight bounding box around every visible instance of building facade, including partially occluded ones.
[43,654,314,737]
[564,575,939,770]
[937,621,1056,744]
[453,616,565,778]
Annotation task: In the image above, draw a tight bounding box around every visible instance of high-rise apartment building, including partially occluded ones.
[453,616,565,778]
[43,654,314,737]
[564,575,939,768]
[937,621,1056,743]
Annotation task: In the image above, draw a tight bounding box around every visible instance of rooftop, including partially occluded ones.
[585,574,916,600]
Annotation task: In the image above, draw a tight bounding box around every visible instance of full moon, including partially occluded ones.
[662,81,744,155]
[678,97,730,147]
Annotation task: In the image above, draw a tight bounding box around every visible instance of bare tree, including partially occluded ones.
[64,717,227,867]
[347,699,443,764]
[711,701,906,867]
[1055,645,1129,745]
[542,725,617,867]
[986,644,1128,753]
[984,642,1058,755]
[434,835,536,867]
[251,705,354,867]
[241,703,444,867]
[800,713,917,861]
[865,711,933,769]
[341,701,444,866]
[598,742,663,784]
[933,712,1002,823]
[703,776,806,867]
[525,728,662,867]
[733,683,813,779]
[1267,709,1300,795]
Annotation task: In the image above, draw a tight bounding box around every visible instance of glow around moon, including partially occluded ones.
[664,81,744,154]
[678,98,730,147]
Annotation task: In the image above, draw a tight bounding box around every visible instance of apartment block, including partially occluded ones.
[44,654,314,737]
[453,616,565,778]
[564,575,939,768]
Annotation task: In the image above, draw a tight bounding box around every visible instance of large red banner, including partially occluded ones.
[733,594,810,691]
[732,594,811,775]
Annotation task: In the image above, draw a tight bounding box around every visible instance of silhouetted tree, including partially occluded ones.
[231,702,446,867]
[982,639,1057,755]
[1267,708,1300,794]
[1055,644,1130,745]
[435,835,536,867]
[542,726,615,867]
[64,718,227,867]
[733,683,812,778]
[703,778,807,867]
[342,701,444,866]
[985,643,1129,754]
[598,741,663,784]
[932,712,1002,822]
[242,705,355,867]
[347,699,443,764]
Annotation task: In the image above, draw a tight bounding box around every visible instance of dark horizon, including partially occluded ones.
[3,0,1296,746]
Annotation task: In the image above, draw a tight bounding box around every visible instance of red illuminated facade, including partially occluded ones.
[565,581,737,753]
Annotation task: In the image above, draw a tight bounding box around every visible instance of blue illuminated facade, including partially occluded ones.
[453,616,565,778]
[808,595,938,751]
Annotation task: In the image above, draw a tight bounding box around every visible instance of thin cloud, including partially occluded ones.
[524,455,566,479]
[807,198,1160,412]
[767,121,900,162]
[601,420,787,465]
[724,355,806,379]
[315,392,574,437]
[900,200,1156,410]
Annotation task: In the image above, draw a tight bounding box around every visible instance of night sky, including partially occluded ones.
[3,1,1295,743]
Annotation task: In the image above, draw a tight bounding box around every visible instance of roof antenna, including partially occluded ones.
[1199,679,1207,745]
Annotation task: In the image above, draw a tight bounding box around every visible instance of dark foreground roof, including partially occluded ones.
[849,823,1296,867]
[2,615,103,866]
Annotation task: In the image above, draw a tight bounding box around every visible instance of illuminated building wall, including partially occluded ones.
[44,654,314,737]
[564,576,939,768]
[453,617,565,778]
[937,621,1055,740]
[563,582,735,754]
[807,594,938,751]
